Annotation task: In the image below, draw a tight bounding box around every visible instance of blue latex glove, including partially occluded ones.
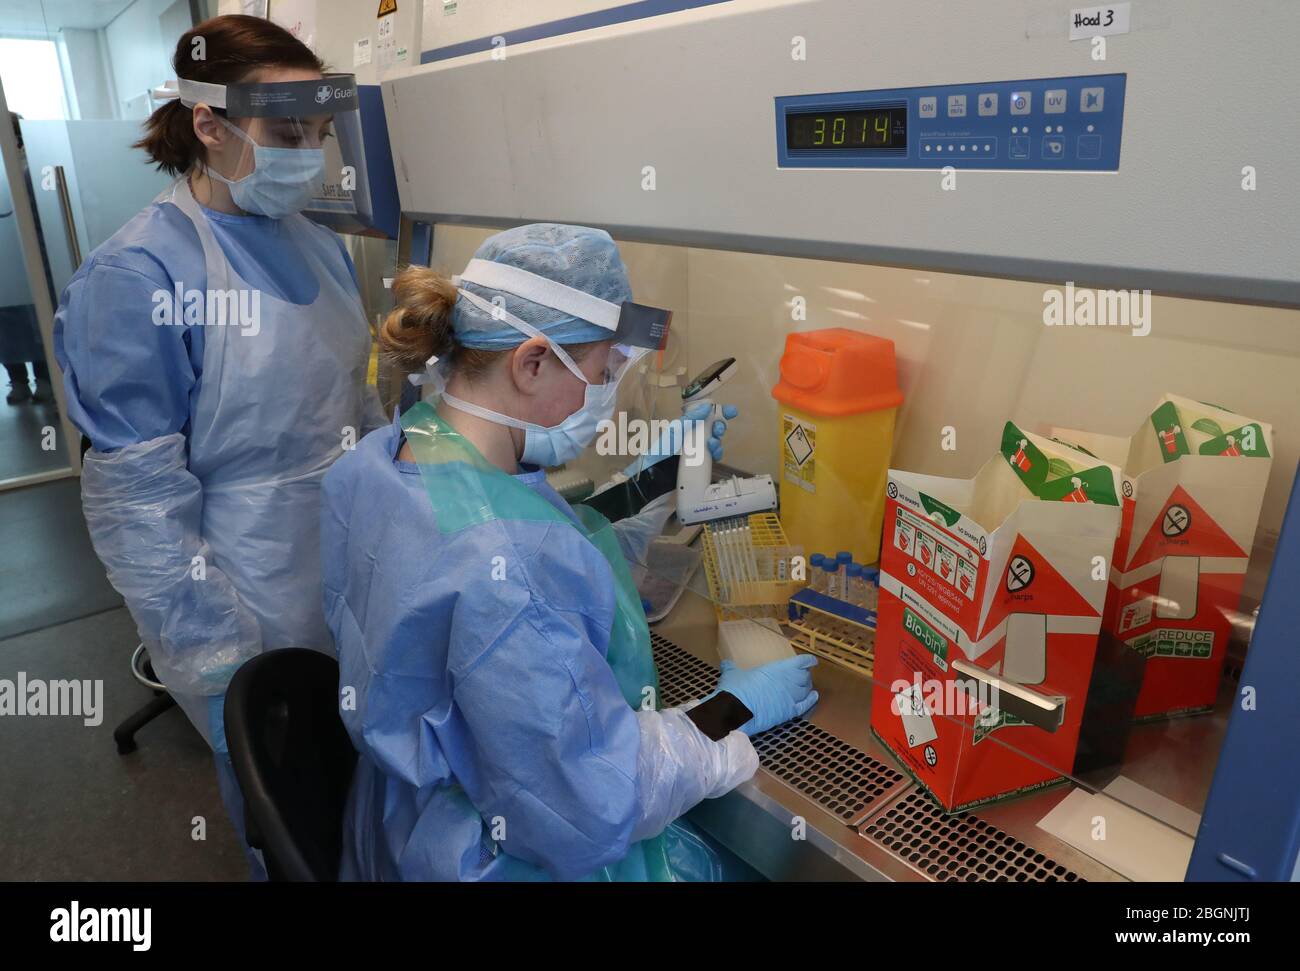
[715,654,819,736]
[684,401,738,463]
[620,403,740,476]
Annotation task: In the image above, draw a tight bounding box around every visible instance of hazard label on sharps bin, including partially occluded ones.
[783,414,815,493]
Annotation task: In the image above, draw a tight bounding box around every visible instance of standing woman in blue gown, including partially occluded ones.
[53,14,383,870]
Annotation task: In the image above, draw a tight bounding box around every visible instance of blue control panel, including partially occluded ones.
[775,74,1125,171]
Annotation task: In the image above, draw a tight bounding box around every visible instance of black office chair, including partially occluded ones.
[223,649,358,881]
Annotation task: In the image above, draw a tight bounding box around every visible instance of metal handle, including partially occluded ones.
[951,658,1065,733]
[53,165,82,269]
[129,643,166,691]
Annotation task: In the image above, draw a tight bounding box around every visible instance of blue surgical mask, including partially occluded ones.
[207,116,325,218]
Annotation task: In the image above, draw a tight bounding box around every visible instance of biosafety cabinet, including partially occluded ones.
[379,0,1300,881]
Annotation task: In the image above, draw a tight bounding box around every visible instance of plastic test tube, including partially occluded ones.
[847,563,865,607]
[809,553,826,592]
[823,562,841,600]
[836,552,853,592]
[862,567,879,610]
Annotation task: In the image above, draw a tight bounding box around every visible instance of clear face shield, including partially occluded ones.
[175,74,360,218]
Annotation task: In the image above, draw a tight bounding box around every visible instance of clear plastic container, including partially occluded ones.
[836,551,852,590]
[809,553,826,592]
[861,566,879,610]
[846,562,866,607]
[822,563,841,600]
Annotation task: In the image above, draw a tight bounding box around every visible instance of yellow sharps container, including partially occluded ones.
[771,328,903,566]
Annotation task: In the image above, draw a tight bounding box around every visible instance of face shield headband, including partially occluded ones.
[174,75,359,117]
[456,258,672,360]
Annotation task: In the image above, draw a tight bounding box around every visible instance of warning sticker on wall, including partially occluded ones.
[782,414,815,493]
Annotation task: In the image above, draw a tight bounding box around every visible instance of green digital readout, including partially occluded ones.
[786,104,907,152]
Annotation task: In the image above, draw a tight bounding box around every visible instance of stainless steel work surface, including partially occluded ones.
[649,591,1199,882]
[654,594,920,882]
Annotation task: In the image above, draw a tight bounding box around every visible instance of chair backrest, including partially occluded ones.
[224,649,357,881]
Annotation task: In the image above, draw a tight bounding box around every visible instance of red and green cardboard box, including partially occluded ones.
[871,423,1130,812]
[1055,394,1274,720]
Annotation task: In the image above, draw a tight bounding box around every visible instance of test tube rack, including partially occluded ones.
[700,512,805,622]
[787,588,878,677]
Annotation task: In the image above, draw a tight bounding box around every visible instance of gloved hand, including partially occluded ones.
[715,654,819,736]
[684,401,739,462]
[619,403,740,476]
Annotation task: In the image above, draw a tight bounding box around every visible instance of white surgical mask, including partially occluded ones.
[434,288,644,468]
[207,116,325,218]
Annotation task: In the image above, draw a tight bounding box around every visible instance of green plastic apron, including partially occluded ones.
[402,400,720,881]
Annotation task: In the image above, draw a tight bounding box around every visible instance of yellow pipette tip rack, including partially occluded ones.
[700,513,804,622]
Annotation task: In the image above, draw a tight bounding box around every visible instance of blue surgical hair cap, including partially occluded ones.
[451,223,633,350]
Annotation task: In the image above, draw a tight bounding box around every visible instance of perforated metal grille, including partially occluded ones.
[651,633,719,709]
[751,718,906,824]
[860,789,1084,882]
[650,633,905,825]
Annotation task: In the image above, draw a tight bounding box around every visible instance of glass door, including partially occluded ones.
[0,0,200,489]
[0,29,71,486]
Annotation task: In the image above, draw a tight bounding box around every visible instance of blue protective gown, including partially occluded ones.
[55,199,359,452]
[322,413,757,881]
[55,187,382,877]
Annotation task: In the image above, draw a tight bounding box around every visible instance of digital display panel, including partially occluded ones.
[786,104,907,152]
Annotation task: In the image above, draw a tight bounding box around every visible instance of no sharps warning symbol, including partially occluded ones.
[1162,504,1191,537]
[1006,555,1035,592]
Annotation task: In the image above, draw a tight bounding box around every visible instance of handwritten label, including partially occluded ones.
[1069,3,1131,40]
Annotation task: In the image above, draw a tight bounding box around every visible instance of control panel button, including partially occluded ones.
[1009,91,1031,115]
[1080,87,1105,112]
[1077,134,1102,160]
[918,96,937,119]
[1044,89,1067,113]
[1042,135,1066,160]
[1009,135,1030,160]
[977,93,998,116]
[947,94,967,117]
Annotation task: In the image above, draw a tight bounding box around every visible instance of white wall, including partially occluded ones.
[59,28,116,120]
[264,0,421,84]
[103,0,184,119]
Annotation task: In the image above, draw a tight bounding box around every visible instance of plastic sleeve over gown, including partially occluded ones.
[79,434,263,698]
[57,247,264,711]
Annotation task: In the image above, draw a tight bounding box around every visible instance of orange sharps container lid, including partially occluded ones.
[771,327,903,417]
